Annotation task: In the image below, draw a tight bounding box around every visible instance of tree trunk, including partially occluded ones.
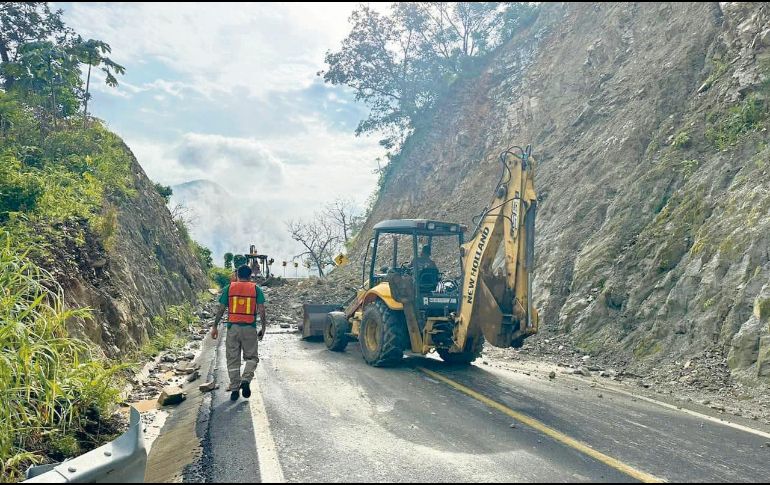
[83,55,92,130]
[0,39,13,91]
[47,54,57,130]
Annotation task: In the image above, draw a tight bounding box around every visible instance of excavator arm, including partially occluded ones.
[454,145,538,352]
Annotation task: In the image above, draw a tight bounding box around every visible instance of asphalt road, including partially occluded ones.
[154,330,770,483]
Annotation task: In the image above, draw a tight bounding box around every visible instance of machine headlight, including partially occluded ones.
[449,225,458,232]
[427,222,436,230]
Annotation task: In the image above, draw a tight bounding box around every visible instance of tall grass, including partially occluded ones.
[0,234,124,482]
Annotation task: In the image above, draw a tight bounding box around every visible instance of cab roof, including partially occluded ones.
[373,219,466,236]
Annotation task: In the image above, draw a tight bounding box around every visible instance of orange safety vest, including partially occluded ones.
[228,281,258,324]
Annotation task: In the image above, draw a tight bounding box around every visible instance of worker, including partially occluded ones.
[412,244,438,274]
[211,265,267,401]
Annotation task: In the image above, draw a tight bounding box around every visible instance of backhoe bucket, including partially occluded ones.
[301,304,343,340]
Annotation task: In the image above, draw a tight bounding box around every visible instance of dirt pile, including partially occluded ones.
[262,275,359,330]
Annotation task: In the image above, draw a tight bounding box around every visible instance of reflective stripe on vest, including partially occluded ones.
[228,281,258,324]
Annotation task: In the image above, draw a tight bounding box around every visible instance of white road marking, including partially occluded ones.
[490,361,770,440]
[609,387,770,440]
[249,367,286,483]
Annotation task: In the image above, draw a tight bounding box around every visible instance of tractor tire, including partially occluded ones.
[437,335,485,366]
[324,312,349,352]
[359,300,409,367]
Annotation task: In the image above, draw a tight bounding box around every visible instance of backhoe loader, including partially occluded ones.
[303,145,538,366]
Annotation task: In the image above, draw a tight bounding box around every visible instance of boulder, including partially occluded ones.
[727,317,762,370]
[158,386,186,406]
[199,381,219,393]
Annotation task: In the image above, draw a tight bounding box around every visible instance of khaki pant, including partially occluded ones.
[226,324,259,391]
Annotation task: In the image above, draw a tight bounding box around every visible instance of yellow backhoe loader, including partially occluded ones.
[302,145,538,366]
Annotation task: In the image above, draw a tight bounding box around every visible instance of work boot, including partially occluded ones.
[230,389,240,401]
[241,381,252,399]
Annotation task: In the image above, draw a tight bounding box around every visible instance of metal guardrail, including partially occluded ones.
[24,407,147,483]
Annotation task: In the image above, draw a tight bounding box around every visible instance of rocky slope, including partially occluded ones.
[45,142,208,357]
[350,3,770,385]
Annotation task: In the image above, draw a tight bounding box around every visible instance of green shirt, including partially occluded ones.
[219,284,266,328]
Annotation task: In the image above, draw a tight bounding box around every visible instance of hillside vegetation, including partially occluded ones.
[0,4,209,480]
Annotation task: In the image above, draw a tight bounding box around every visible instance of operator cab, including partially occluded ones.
[362,219,466,323]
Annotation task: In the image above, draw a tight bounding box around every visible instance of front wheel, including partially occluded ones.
[324,312,350,352]
[437,335,484,366]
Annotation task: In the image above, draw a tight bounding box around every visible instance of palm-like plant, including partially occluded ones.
[76,38,125,129]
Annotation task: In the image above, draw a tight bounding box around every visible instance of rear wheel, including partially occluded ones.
[324,312,350,352]
[359,300,408,367]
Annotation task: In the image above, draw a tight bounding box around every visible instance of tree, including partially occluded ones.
[0,3,71,90]
[76,38,125,128]
[323,198,361,245]
[287,215,340,278]
[233,254,247,269]
[0,3,124,127]
[8,40,83,126]
[192,241,213,271]
[154,182,173,202]
[321,2,539,147]
[224,252,234,270]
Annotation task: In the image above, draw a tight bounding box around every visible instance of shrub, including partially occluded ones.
[672,130,691,149]
[706,95,768,149]
[0,234,124,481]
[191,241,213,271]
[209,266,232,289]
[0,154,44,220]
[154,183,173,203]
[140,304,199,358]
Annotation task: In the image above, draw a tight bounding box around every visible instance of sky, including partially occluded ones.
[56,2,387,270]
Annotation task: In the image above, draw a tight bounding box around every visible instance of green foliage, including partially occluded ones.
[223,252,234,270]
[154,183,173,203]
[233,254,247,268]
[76,38,125,89]
[0,93,136,243]
[0,234,125,480]
[321,2,539,146]
[209,266,232,289]
[140,304,199,358]
[173,218,190,243]
[0,2,124,127]
[0,151,44,220]
[706,95,768,149]
[677,159,700,178]
[94,205,118,251]
[701,57,729,92]
[192,240,213,271]
[672,130,691,149]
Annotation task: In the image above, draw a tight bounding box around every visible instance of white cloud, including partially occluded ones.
[58,3,390,265]
[177,133,285,188]
[128,122,381,263]
[61,2,389,97]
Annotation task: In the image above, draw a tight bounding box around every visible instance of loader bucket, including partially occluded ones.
[301,304,343,340]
